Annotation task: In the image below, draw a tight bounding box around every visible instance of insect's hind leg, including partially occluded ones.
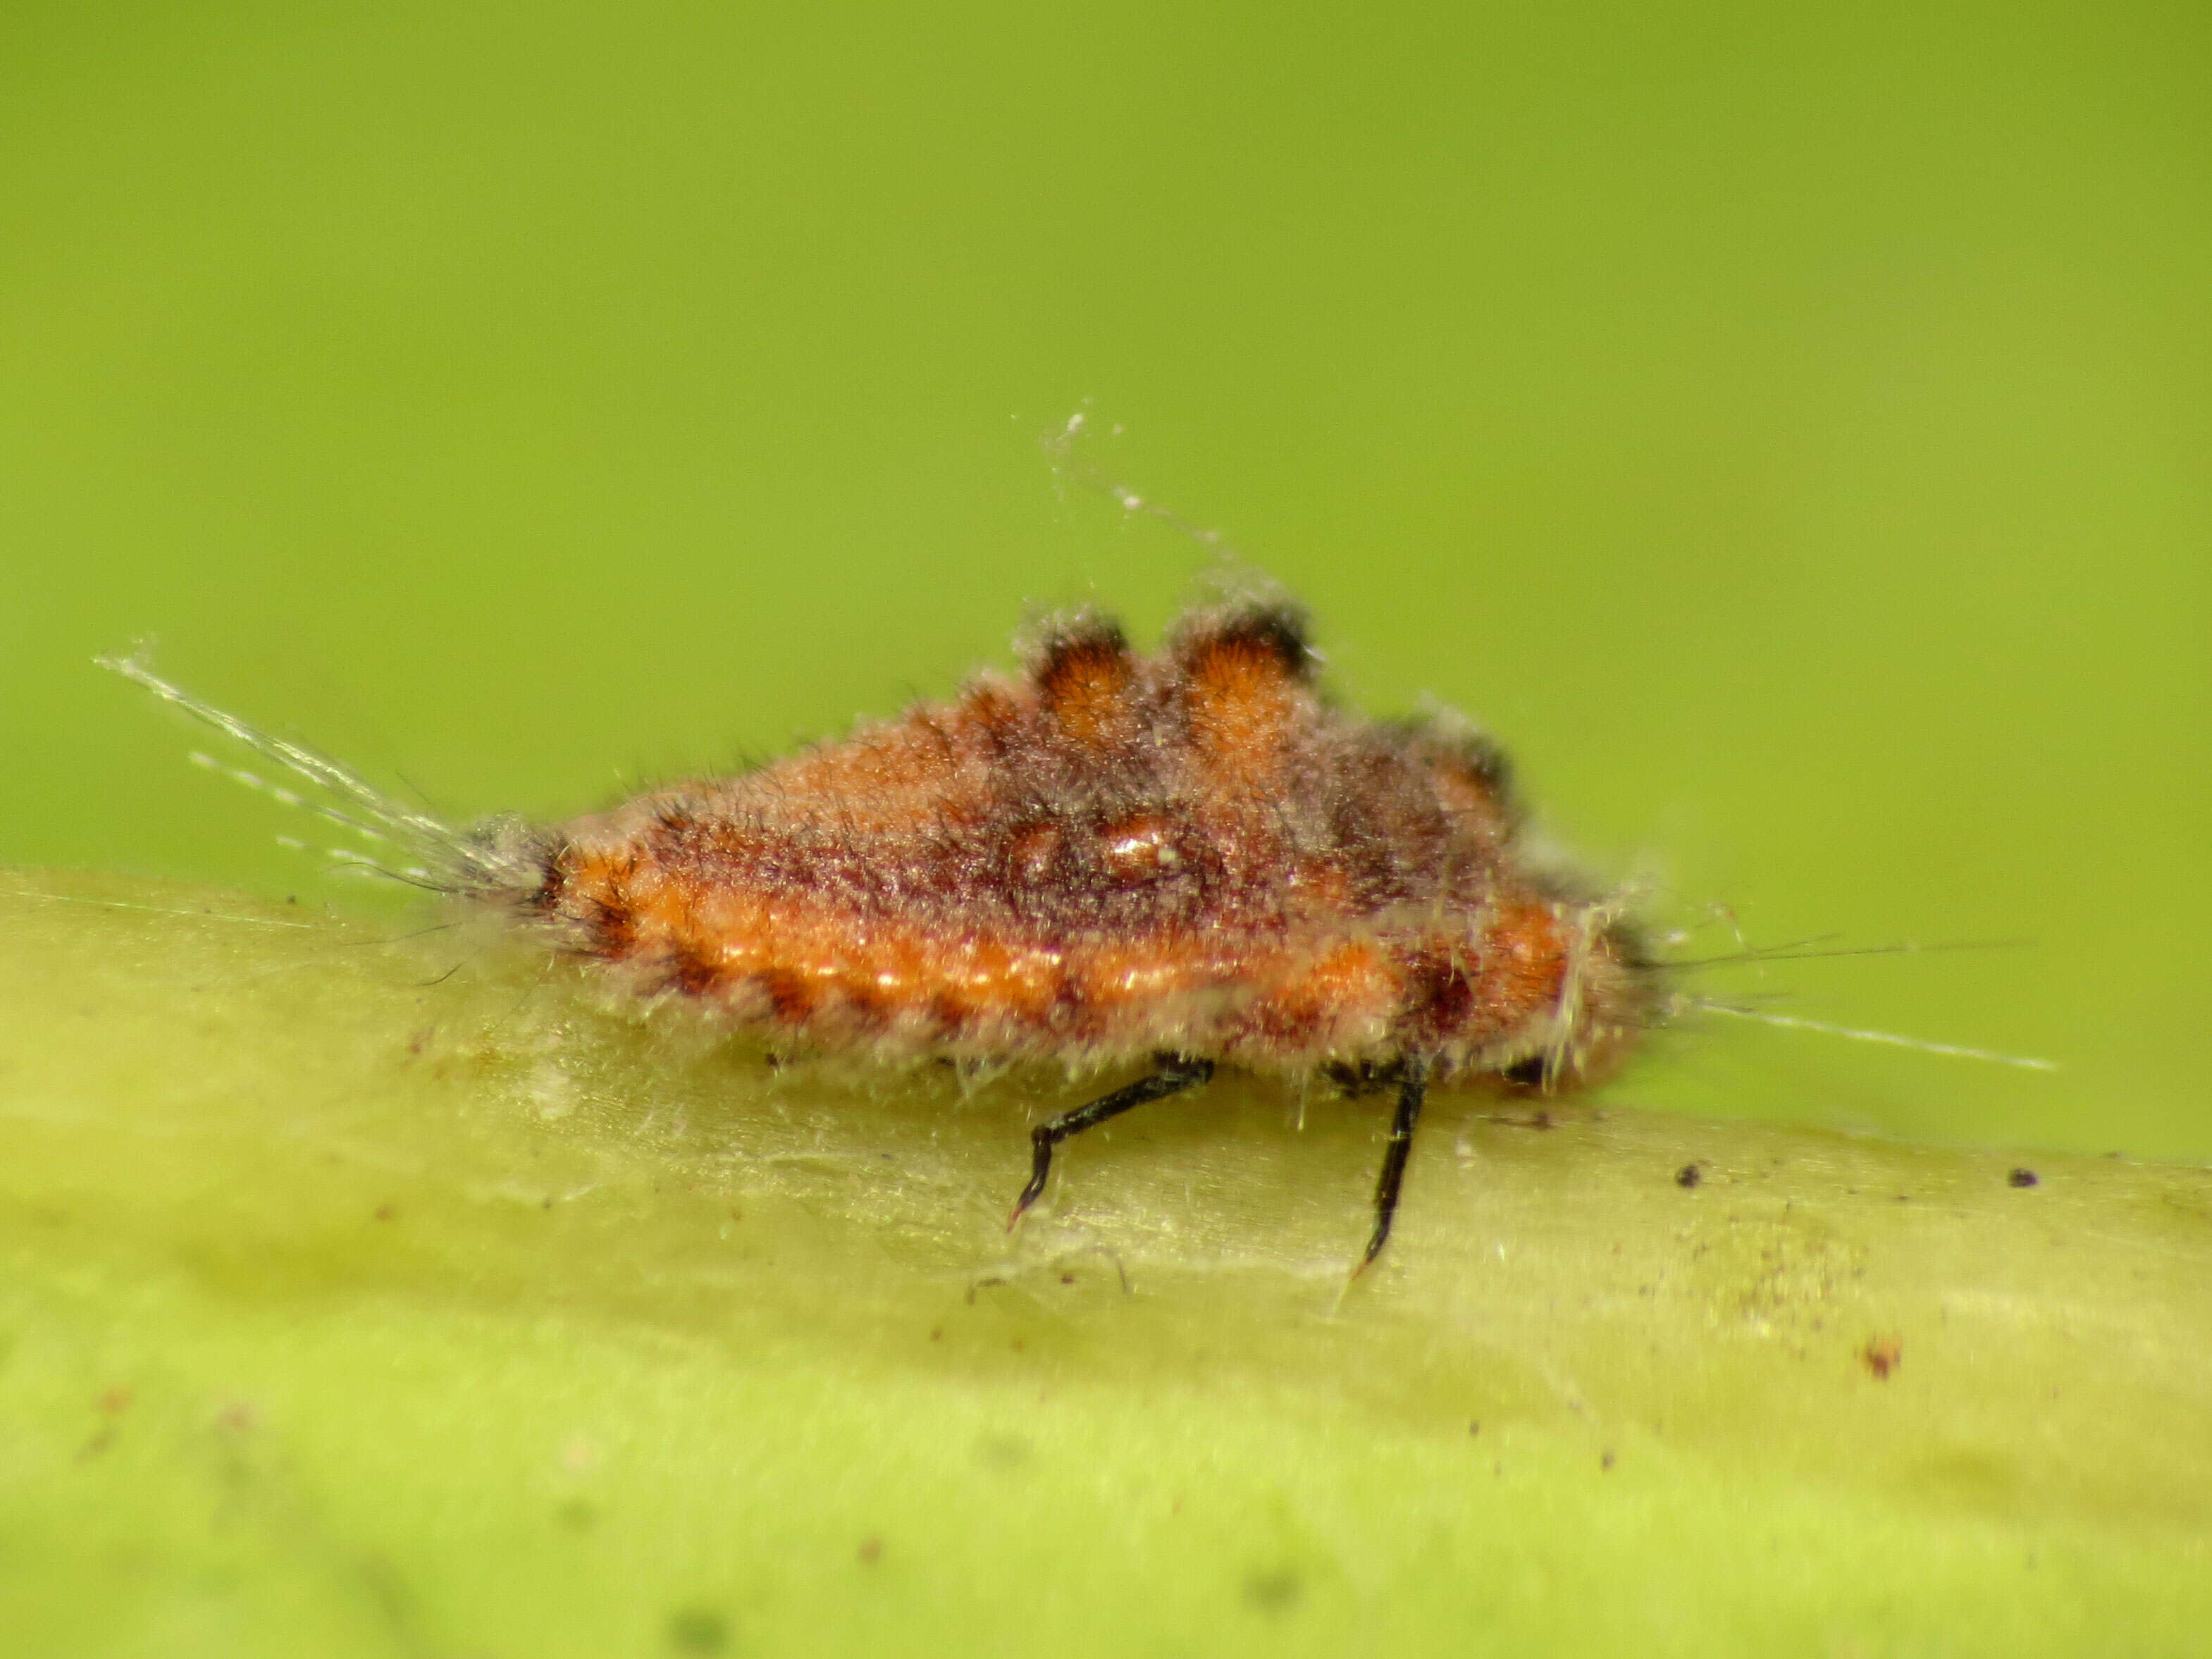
[1008,1054,1216,1230]
[1353,1056,1431,1274]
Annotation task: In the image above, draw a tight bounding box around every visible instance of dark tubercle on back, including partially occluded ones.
[1151,595,1517,919]
[1168,596,1316,684]
[999,608,1187,929]
[1029,610,1138,753]
[1166,598,1317,782]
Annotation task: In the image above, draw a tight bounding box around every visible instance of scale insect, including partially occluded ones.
[101,581,2046,1273]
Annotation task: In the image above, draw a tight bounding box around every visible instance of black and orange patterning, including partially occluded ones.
[106,590,1658,1267]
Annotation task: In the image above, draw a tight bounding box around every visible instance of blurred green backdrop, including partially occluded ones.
[3,1,2205,1158]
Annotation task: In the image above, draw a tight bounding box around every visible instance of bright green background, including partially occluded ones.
[4,7,2211,1653]
[4,1,2207,1157]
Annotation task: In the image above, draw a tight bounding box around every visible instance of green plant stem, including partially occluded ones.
[3,870,2208,1657]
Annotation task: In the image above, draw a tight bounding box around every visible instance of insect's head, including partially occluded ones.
[1534,896,1659,1090]
[1456,889,1660,1094]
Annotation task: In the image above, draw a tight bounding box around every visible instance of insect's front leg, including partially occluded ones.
[1008,1054,1216,1228]
[1354,1056,1430,1273]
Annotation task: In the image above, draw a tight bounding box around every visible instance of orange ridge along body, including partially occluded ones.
[106,592,1658,1269]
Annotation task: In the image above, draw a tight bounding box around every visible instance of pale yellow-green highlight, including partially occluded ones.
[3,870,2208,1658]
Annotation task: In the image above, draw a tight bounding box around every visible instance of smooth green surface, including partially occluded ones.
[4,870,2211,1655]
[0,0,2206,1160]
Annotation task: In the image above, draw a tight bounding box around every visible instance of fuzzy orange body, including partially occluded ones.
[533,598,1652,1086]
[104,589,2039,1263]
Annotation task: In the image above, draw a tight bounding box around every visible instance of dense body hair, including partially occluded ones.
[530,597,1655,1086]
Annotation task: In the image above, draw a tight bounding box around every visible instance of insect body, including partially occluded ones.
[105,591,1657,1268]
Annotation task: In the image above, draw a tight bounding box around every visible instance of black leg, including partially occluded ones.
[1008,1055,1216,1229]
[1354,1056,1430,1273]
